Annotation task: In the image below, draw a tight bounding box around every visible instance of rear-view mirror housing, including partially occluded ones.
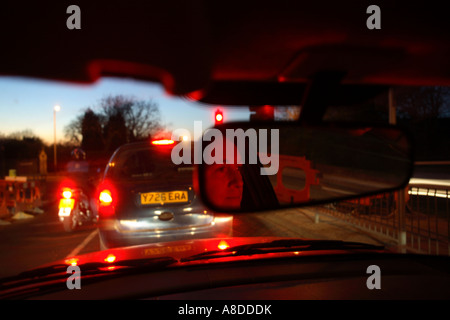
[195,121,414,213]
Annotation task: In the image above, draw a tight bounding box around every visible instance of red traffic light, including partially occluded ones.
[215,109,223,125]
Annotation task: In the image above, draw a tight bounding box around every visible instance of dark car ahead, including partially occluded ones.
[96,139,233,249]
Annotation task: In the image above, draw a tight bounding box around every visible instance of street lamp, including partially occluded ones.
[53,105,60,171]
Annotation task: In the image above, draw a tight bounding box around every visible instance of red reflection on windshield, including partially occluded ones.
[217,240,230,250]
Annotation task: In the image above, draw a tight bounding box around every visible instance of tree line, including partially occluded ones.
[64,95,164,160]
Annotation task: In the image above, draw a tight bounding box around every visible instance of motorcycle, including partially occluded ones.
[58,184,98,232]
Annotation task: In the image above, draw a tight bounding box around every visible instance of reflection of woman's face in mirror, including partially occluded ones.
[204,162,243,210]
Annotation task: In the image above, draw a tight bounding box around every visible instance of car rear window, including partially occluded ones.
[105,146,193,182]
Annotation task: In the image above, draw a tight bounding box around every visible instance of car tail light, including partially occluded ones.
[99,190,113,204]
[97,181,117,218]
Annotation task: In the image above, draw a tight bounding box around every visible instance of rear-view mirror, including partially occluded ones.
[195,122,413,212]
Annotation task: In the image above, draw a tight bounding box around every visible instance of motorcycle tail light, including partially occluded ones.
[62,189,73,199]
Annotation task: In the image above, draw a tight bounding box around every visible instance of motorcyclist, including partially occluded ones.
[65,148,98,220]
[66,148,89,176]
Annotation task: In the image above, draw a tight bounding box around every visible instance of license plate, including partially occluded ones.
[140,191,188,205]
[59,198,75,209]
[58,207,72,217]
[58,199,74,217]
[143,244,193,256]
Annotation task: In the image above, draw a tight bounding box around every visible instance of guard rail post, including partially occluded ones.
[398,188,407,253]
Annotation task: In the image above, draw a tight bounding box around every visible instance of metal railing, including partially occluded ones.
[406,184,450,255]
[319,182,450,256]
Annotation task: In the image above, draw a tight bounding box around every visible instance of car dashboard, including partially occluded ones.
[32,253,450,300]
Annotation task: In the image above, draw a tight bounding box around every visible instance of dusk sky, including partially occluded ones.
[0,76,250,144]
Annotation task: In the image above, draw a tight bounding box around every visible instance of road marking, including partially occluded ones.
[33,221,61,227]
[321,185,356,195]
[66,229,99,258]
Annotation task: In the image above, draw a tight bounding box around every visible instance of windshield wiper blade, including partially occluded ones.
[0,257,178,299]
[0,256,178,284]
[181,239,384,263]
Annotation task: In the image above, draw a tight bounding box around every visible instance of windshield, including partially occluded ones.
[1,76,449,283]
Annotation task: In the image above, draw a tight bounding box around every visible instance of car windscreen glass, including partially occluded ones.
[105,146,193,182]
[1,74,449,287]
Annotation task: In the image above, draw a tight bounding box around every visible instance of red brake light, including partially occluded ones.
[151,139,175,145]
[97,181,117,218]
[62,189,73,199]
[215,109,223,125]
[99,190,113,205]
[59,179,76,198]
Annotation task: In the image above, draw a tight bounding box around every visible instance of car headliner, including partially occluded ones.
[1,0,449,106]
